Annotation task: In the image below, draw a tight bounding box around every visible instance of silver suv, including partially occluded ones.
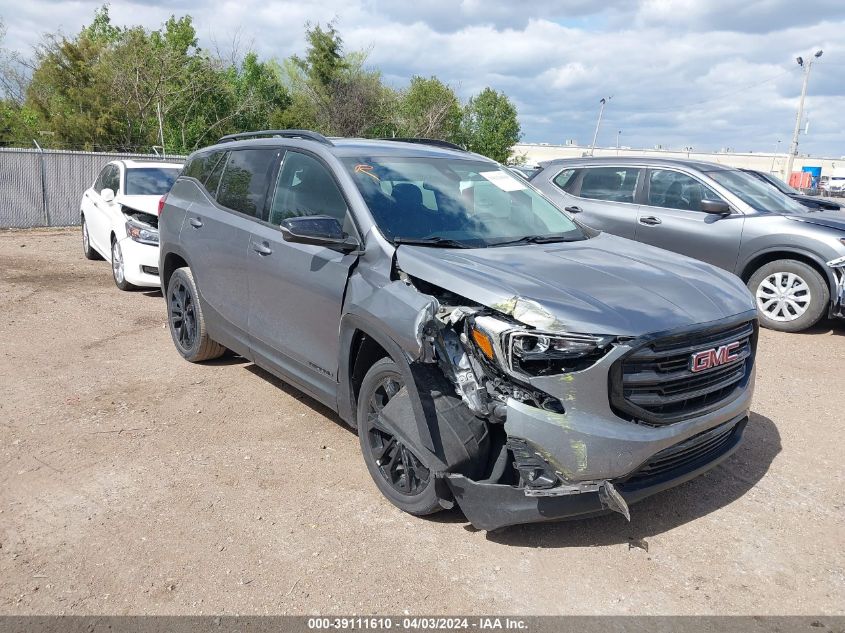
[159,131,758,530]
[531,157,845,332]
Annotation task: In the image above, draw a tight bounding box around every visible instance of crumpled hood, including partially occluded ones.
[396,232,755,337]
[115,194,161,216]
[785,210,845,232]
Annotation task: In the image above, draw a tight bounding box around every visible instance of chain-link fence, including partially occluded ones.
[0,148,185,229]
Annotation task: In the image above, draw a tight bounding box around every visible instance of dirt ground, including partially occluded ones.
[1,228,843,616]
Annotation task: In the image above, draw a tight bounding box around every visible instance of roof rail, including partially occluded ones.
[379,137,466,152]
[217,129,334,146]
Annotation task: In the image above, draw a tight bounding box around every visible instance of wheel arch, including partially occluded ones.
[739,249,835,291]
[337,314,410,427]
[161,251,190,294]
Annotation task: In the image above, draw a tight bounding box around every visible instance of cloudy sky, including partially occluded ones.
[2,0,844,155]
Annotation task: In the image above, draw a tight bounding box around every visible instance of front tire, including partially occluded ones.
[748,259,829,332]
[111,238,137,291]
[166,267,226,362]
[357,358,441,515]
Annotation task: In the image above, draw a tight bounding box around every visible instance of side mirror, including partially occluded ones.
[700,199,732,216]
[100,188,115,203]
[280,215,359,253]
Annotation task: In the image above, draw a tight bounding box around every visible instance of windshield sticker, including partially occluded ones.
[354,164,380,182]
[480,170,526,192]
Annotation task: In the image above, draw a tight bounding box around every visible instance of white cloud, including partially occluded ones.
[2,0,844,155]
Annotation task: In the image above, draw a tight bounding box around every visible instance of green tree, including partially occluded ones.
[292,21,347,90]
[459,87,521,163]
[286,22,396,137]
[396,76,461,141]
[25,27,120,150]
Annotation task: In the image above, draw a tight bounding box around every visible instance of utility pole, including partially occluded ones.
[156,101,166,160]
[589,96,611,156]
[785,50,822,180]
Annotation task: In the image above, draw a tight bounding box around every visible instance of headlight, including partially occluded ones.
[125,219,159,245]
[470,316,614,378]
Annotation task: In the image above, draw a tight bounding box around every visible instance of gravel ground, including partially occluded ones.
[1,228,843,615]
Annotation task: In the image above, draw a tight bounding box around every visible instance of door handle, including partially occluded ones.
[252,242,273,256]
[564,206,582,213]
[189,217,203,228]
[639,216,663,226]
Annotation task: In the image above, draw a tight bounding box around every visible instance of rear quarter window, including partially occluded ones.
[185,152,226,189]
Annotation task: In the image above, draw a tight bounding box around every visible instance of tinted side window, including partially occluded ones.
[648,169,724,212]
[93,166,109,193]
[268,151,347,224]
[552,168,579,193]
[215,149,278,218]
[104,165,120,193]
[185,151,224,187]
[579,167,640,203]
[205,151,229,197]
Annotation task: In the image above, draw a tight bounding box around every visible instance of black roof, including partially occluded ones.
[538,155,736,172]
[207,129,481,161]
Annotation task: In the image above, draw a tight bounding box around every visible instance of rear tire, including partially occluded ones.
[166,267,226,362]
[748,259,829,332]
[81,215,101,260]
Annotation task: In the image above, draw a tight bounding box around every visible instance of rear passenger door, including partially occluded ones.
[183,147,280,353]
[563,166,643,239]
[247,150,360,406]
[634,168,744,271]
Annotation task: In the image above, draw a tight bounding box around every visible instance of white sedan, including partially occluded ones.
[80,159,183,290]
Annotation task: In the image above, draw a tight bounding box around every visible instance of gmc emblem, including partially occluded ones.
[690,342,742,373]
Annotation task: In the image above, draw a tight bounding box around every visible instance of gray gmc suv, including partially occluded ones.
[530,157,845,332]
[159,130,758,530]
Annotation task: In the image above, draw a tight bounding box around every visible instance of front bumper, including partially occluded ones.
[445,317,756,530]
[117,237,160,288]
[447,415,747,531]
[829,257,845,318]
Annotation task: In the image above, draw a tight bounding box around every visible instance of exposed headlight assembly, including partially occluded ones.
[469,315,614,378]
[125,218,159,245]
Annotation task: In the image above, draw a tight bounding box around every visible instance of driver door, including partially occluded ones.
[247,150,360,406]
[634,168,745,271]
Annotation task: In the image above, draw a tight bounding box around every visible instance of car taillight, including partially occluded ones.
[158,194,167,215]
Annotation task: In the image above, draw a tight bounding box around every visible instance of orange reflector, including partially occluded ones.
[471,328,495,360]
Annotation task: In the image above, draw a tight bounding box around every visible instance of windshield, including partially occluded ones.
[754,171,799,195]
[343,157,585,247]
[125,168,181,196]
[706,169,809,214]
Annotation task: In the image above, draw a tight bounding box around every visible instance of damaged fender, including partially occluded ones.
[828,256,845,317]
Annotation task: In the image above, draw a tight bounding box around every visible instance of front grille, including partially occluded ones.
[610,319,757,426]
[622,418,745,488]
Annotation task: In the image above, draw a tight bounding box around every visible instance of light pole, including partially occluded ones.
[785,50,822,180]
[589,96,611,156]
[770,139,781,173]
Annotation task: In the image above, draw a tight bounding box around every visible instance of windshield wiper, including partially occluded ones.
[393,236,476,249]
[490,234,580,247]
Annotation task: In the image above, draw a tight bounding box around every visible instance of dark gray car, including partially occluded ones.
[531,157,845,332]
[158,131,758,530]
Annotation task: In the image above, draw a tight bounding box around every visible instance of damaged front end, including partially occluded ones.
[828,256,845,318]
[374,269,753,531]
